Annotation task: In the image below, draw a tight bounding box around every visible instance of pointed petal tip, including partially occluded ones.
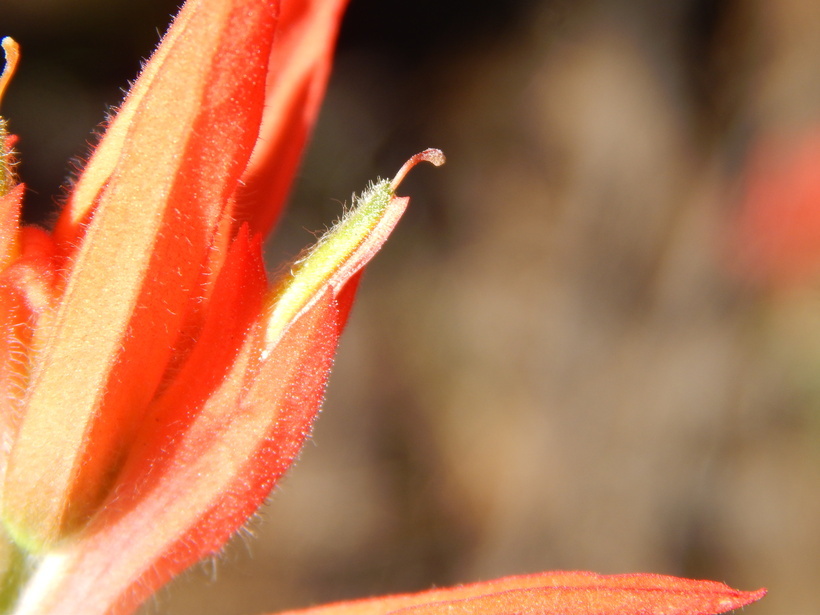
[745,587,768,602]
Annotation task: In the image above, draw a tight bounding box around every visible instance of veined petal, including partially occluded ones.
[3,0,278,549]
[236,0,350,237]
[275,572,766,615]
[13,289,344,615]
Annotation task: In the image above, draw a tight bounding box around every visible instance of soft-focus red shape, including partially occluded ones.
[276,572,766,615]
[730,127,820,288]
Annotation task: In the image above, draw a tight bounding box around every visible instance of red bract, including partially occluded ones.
[0,2,765,615]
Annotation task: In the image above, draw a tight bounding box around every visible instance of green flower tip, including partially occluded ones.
[263,148,445,350]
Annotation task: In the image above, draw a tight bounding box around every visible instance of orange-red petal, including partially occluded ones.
[276,572,766,615]
[236,0,350,236]
[3,0,278,548]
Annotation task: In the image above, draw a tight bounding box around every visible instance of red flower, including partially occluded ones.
[0,2,765,615]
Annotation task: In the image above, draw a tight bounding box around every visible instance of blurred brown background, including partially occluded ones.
[2,1,819,614]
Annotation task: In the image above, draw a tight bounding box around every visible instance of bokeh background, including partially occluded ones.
[3,1,820,614]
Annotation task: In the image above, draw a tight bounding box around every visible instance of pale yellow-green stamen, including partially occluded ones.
[263,149,445,353]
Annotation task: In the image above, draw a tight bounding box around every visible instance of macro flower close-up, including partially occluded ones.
[0,0,788,614]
